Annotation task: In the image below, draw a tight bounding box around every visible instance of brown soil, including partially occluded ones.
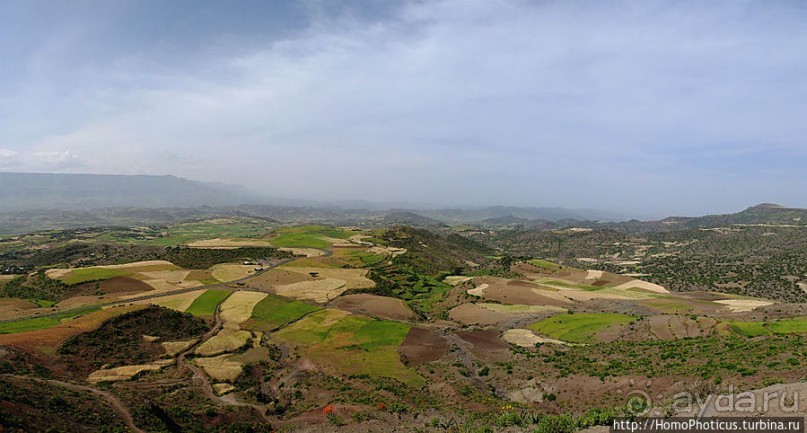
[398,327,449,366]
[448,304,511,325]
[0,305,147,353]
[187,269,216,282]
[330,294,414,321]
[67,276,154,297]
[455,330,510,362]
[0,298,37,315]
[507,280,539,288]
[246,268,310,289]
[482,284,570,307]
[511,262,552,275]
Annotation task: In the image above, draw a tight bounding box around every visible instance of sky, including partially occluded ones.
[1,0,806,218]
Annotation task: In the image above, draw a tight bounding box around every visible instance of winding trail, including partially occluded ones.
[1,374,145,433]
[175,290,274,424]
[0,246,337,429]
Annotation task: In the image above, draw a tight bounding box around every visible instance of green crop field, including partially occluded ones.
[0,306,101,334]
[345,250,384,266]
[60,268,130,285]
[268,225,353,249]
[729,317,807,337]
[185,289,233,316]
[529,313,637,343]
[246,294,320,330]
[274,309,420,385]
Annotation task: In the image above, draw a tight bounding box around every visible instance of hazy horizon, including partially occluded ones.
[2,1,806,217]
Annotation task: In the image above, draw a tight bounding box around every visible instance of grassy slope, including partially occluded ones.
[0,306,101,334]
[60,268,131,285]
[274,309,420,385]
[246,294,320,331]
[729,317,807,337]
[268,225,353,249]
[529,313,636,343]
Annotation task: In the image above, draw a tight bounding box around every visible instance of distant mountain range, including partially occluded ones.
[0,172,804,235]
[0,172,250,211]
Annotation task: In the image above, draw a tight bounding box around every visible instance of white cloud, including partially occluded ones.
[2,0,806,214]
[30,150,79,169]
[0,148,20,169]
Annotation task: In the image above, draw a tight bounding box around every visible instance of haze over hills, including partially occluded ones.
[0,172,252,211]
[0,172,805,235]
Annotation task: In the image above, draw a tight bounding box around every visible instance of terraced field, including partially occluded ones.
[528,312,637,343]
[267,225,354,249]
[273,309,420,385]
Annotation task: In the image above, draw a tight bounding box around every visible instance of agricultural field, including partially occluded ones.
[266,225,355,249]
[51,260,179,285]
[5,220,807,431]
[185,289,233,316]
[244,293,320,331]
[728,317,807,337]
[0,305,100,334]
[528,313,637,343]
[273,309,420,385]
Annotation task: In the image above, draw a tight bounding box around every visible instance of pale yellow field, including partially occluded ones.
[586,269,605,279]
[369,246,407,257]
[278,247,325,257]
[145,289,206,312]
[195,355,243,382]
[444,276,473,286]
[348,234,373,245]
[322,236,355,247]
[132,278,203,296]
[87,360,174,384]
[161,339,197,356]
[44,269,72,279]
[140,270,191,282]
[195,329,253,356]
[219,291,268,327]
[611,279,670,294]
[187,238,274,248]
[282,267,375,290]
[47,261,179,280]
[213,383,236,395]
[210,264,255,283]
[502,329,570,347]
[467,283,489,297]
[274,278,346,303]
[714,299,773,312]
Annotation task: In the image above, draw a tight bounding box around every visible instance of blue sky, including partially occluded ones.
[1,0,806,217]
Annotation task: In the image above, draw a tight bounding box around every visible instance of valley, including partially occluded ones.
[1,210,807,432]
